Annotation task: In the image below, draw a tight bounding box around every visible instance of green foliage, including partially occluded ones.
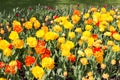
[0,0,120,12]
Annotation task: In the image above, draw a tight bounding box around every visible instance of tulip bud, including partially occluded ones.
[63,71,68,77]
[111,59,116,65]
[101,63,106,69]
[102,73,109,79]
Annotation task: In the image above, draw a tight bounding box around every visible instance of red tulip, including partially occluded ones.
[16,60,22,70]
[68,54,76,63]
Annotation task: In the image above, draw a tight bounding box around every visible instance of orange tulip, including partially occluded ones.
[41,48,50,59]
[5,64,17,74]
[87,18,93,24]
[68,54,76,63]
[35,46,46,54]
[0,62,5,68]
[13,25,23,33]
[25,56,35,67]
[73,9,81,16]
[41,26,49,33]
[37,40,46,46]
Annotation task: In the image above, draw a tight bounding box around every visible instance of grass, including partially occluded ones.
[0,0,120,12]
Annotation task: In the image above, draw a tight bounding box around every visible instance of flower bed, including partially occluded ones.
[0,5,120,80]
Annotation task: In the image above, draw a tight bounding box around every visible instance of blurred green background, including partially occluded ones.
[0,0,120,12]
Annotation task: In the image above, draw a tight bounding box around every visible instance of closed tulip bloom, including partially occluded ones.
[80,58,88,65]
[36,29,45,38]
[9,31,19,40]
[34,20,41,29]
[111,59,116,65]
[24,21,32,29]
[30,17,36,23]
[68,32,75,39]
[27,37,37,47]
[3,48,12,57]
[112,45,120,52]
[101,63,106,69]
[102,73,109,79]
[25,56,35,66]
[0,78,6,80]
[42,57,55,70]
[32,66,44,79]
